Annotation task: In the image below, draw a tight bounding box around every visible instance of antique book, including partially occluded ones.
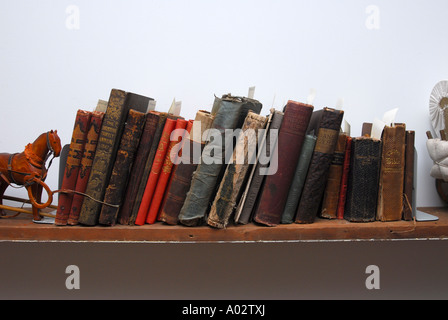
[78,90,153,226]
[234,110,284,225]
[158,110,215,225]
[295,107,344,224]
[207,111,268,229]
[253,101,314,227]
[376,124,406,222]
[117,111,164,225]
[68,111,104,225]
[336,136,352,220]
[128,113,169,225]
[134,118,178,225]
[320,134,347,219]
[281,134,317,224]
[344,137,382,222]
[178,94,263,227]
[145,118,188,224]
[98,109,147,226]
[55,110,92,226]
[403,130,415,221]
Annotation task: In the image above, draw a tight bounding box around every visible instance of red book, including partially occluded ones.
[55,110,92,226]
[134,118,177,225]
[146,119,188,224]
[336,136,352,219]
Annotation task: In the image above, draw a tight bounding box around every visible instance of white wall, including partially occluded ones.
[1,0,447,207]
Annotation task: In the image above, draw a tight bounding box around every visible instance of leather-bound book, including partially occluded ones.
[55,110,92,226]
[234,110,284,225]
[403,130,415,221]
[320,134,347,219]
[295,107,344,224]
[128,113,169,225]
[68,111,104,225]
[98,109,147,226]
[134,118,178,225]
[376,124,406,222]
[344,137,381,222]
[207,111,268,229]
[78,90,153,226]
[178,95,263,227]
[336,136,352,220]
[158,111,215,225]
[253,101,314,227]
[145,118,188,224]
[117,111,164,225]
[281,134,317,224]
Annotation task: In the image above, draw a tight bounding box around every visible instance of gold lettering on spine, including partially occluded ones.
[314,128,339,154]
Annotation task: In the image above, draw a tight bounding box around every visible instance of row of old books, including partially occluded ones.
[55,88,415,228]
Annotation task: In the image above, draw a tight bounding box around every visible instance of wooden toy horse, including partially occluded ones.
[0,130,61,221]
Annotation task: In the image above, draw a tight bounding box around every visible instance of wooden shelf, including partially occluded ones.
[0,207,447,243]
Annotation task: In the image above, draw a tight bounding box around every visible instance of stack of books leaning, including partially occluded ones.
[55,88,416,229]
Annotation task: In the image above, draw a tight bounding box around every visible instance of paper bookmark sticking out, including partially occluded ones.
[248,86,256,99]
[95,99,108,113]
[343,119,351,137]
[147,100,157,113]
[307,88,316,105]
[371,108,399,140]
[168,98,182,117]
[335,97,344,110]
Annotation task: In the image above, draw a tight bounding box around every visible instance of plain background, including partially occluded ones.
[0,0,447,300]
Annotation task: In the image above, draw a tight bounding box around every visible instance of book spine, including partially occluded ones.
[376,124,406,222]
[344,137,382,222]
[128,113,168,225]
[403,130,415,221]
[234,111,284,225]
[281,134,317,224]
[320,134,347,219]
[336,136,352,220]
[253,101,314,227]
[145,118,188,224]
[295,107,344,224]
[55,110,92,226]
[68,111,104,225]
[134,118,177,225]
[117,111,161,225]
[207,112,268,229]
[178,95,263,227]
[98,109,147,226]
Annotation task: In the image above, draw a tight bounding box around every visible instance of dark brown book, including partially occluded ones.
[344,137,382,222]
[158,110,215,225]
[253,101,314,227]
[117,111,164,225]
[403,130,415,221]
[98,109,147,226]
[295,107,345,224]
[320,133,347,219]
[336,136,352,220]
[55,110,92,226]
[234,110,284,225]
[377,124,406,222]
[78,90,153,226]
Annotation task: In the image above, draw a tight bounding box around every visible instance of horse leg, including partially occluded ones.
[27,184,43,221]
[0,179,8,216]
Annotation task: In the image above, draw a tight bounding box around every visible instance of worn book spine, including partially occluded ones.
[295,107,345,224]
[234,110,284,225]
[376,124,406,222]
[253,101,314,227]
[207,112,268,229]
[98,109,147,226]
[320,134,347,219]
[145,118,188,224]
[55,110,92,226]
[281,134,317,224]
[336,136,352,220]
[344,137,382,222]
[128,113,169,225]
[78,90,153,226]
[178,95,263,227]
[134,118,178,225]
[68,111,104,225]
[117,111,163,225]
[158,111,215,225]
[403,130,415,221]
